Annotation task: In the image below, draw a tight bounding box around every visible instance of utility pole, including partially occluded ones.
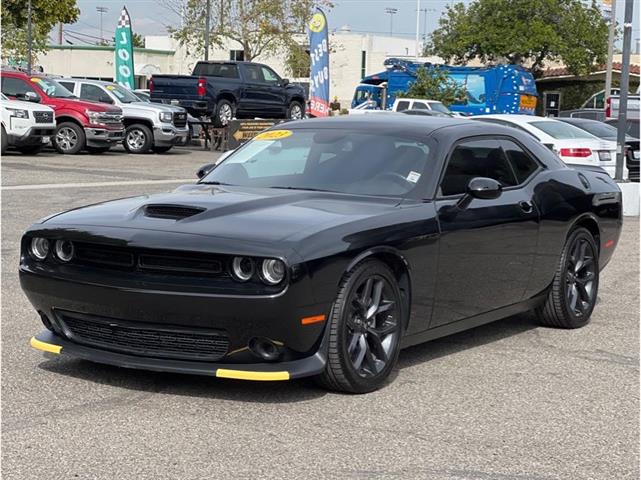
[58,22,63,45]
[604,0,617,104]
[418,8,436,46]
[385,7,398,37]
[615,0,634,181]
[204,0,211,61]
[96,6,108,44]
[415,0,420,60]
[27,0,33,72]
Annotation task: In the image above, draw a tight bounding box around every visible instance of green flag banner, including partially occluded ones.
[115,6,135,89]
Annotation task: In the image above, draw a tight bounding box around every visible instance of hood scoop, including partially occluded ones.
[144,204,205,220]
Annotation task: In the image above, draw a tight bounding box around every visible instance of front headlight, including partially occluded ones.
[6,108,29,119]
[231,256,255,282]
[29,237,50,260]
[159,112,173,123]
[86,110,103,124]
[260,259,286,285]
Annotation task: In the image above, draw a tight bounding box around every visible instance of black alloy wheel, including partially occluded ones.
[536,227,599,328]
[317,259,402,393]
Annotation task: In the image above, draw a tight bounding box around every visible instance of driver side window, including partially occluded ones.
[440,139,517,196]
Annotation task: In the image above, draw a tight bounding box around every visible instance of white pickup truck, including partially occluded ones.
[0,93,56,155]
[349,97,455,116]
[59,79,189,154]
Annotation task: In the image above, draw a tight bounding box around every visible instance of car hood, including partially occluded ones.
[121,102,185,115]
[40,184,402,247]
[70,99,122,113]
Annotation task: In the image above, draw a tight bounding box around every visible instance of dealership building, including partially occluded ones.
[34,30,422,107]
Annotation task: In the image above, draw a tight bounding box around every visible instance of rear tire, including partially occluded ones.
[1,125,7,155]
[53,122,85,154]
[123,124,153,154]
[17,144,44,155]
[213,99,234,127]
[536,227,599,329]
[316,259,402,393]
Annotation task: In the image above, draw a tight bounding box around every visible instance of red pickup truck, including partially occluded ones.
[1,71,124,154]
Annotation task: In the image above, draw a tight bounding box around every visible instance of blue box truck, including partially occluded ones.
[351,58,538,116]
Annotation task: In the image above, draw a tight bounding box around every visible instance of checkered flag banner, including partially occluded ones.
[118,7,131,28]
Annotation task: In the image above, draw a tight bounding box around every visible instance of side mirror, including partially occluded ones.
[467,177,503,200]
[455,177,502,211]
[98,95,114,104]
[23,92,41,103]
[281,78,290,86]
[197,163,216,179]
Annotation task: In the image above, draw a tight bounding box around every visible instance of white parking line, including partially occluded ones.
[2,178,194,191]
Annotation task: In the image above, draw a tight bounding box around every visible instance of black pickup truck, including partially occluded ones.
[149,61,307,126]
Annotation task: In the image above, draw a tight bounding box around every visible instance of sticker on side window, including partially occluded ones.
[406,171,421,183]
[254,130,292,141]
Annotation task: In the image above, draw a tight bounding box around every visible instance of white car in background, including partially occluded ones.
[0,93,56,155]
[472,114,623,178]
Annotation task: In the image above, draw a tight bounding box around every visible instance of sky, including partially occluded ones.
[60,0,639,50]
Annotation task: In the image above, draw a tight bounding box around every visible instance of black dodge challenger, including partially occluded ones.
[22,116,622,393]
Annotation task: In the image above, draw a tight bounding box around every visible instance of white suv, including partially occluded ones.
[59,79,189,154]
[0,93,56,155]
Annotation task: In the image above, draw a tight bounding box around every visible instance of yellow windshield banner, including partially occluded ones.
[254,130,293,141]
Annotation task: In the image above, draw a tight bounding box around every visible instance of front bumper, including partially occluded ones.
[30,330,327,381]
[85,127,124,148]
[153,124,189,147]
[7,124,55,147]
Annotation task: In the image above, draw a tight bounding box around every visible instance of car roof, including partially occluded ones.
[61,78,113,87]
[557,117,601,125]
[479,114,554,123]
[284,115,468,135]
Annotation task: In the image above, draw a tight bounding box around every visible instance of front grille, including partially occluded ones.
[144,204,204,220]
[173,112,187,128]
[71,242,228,278]
[98,112,124,126]
[58,311,229,361]
[33,111,53,123]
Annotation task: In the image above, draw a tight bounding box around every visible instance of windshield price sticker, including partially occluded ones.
[407,171,421,183]
[254,130,293,141]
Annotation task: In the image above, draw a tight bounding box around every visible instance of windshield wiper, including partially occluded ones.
[199,180,234,186]
[270,186,334,193]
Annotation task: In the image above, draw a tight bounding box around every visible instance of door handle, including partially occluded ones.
[519,201,534,213]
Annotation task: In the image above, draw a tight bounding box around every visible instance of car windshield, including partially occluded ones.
[31,77,75,98]
[429,102,451,114]
[202,129,431,197]
[529,120,595,139]
[0,93,7,101]
[106,84,141,103]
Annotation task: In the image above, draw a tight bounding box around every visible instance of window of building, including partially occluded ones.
[229,50,245,61]
[439,139,517,196]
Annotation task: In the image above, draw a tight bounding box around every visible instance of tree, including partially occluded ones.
[1,0,79,63]
[427,0,608,78]
[164,0,332,61]
[398,67,467,106]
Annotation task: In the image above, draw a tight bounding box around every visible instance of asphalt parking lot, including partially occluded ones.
[1,146,639,480]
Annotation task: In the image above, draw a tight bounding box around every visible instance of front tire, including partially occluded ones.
[53,122,85,154]
[1,125,8,154]
[536,227,599,329]
[316,259,402,393]
[287,101,304,120]
[123,124,153,154]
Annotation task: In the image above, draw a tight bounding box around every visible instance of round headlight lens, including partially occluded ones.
[231,256,254,282]
[30,237,50,260]
[260,259,286,285]
[55,239,74,262]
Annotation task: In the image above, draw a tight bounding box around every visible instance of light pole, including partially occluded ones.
[615,0,634,181]
[96,6,108,45]
[415,0,420,60]
[27,0,33,72]
[204,0,211,60]
[418,7,436,53]
[604,0,617,105]
[385,7,398,37]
